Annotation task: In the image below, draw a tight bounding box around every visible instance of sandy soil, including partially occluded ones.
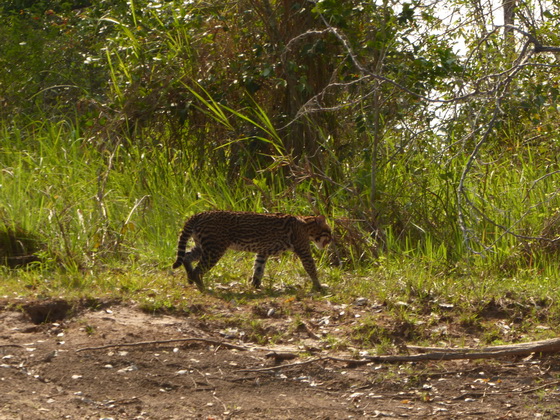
[1,298,560,419]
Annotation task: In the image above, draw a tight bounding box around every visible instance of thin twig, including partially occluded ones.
[237,356,371,372]
[0,344,26,349]
[520,380,560,394]
[76,337,248,353]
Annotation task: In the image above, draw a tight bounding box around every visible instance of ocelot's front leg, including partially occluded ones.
[251,253,268,288]
[294,245,323,292]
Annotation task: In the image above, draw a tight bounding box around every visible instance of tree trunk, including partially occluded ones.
[503,0,516,45]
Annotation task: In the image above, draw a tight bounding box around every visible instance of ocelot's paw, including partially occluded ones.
[193,278,205,292]
[312,283,328,294]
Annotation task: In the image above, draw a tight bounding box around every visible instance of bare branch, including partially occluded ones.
[501,24,560,53]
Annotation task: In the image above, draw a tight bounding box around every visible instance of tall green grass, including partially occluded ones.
[2,118,560,269]
[0,118,324,270]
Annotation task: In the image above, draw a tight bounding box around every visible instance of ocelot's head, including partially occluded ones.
[305,215,332,249]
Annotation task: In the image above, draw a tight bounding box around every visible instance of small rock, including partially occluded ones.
[354,297,369,306]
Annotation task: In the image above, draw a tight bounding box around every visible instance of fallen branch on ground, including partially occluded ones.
[352,338,560,363]
[404,338,560,359]
[240,338,560,371]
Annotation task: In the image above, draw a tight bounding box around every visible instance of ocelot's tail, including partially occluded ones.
[172,218,195,269]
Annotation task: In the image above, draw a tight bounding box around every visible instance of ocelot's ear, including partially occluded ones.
[316,215,326,223]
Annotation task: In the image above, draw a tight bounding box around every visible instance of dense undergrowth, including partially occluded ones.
[2,118,560,272]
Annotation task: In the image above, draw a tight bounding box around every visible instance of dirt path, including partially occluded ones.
[1,301,560,419]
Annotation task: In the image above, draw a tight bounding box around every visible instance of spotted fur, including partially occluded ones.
[172,211,332,291]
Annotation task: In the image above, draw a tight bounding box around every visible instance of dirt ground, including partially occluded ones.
[1,297,560,419]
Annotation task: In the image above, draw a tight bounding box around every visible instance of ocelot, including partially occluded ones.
[172,211,332,291]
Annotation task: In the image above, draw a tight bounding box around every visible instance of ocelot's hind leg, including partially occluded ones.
[183,247,202,284]
[251,254,268,289]
[190,246,227,291]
